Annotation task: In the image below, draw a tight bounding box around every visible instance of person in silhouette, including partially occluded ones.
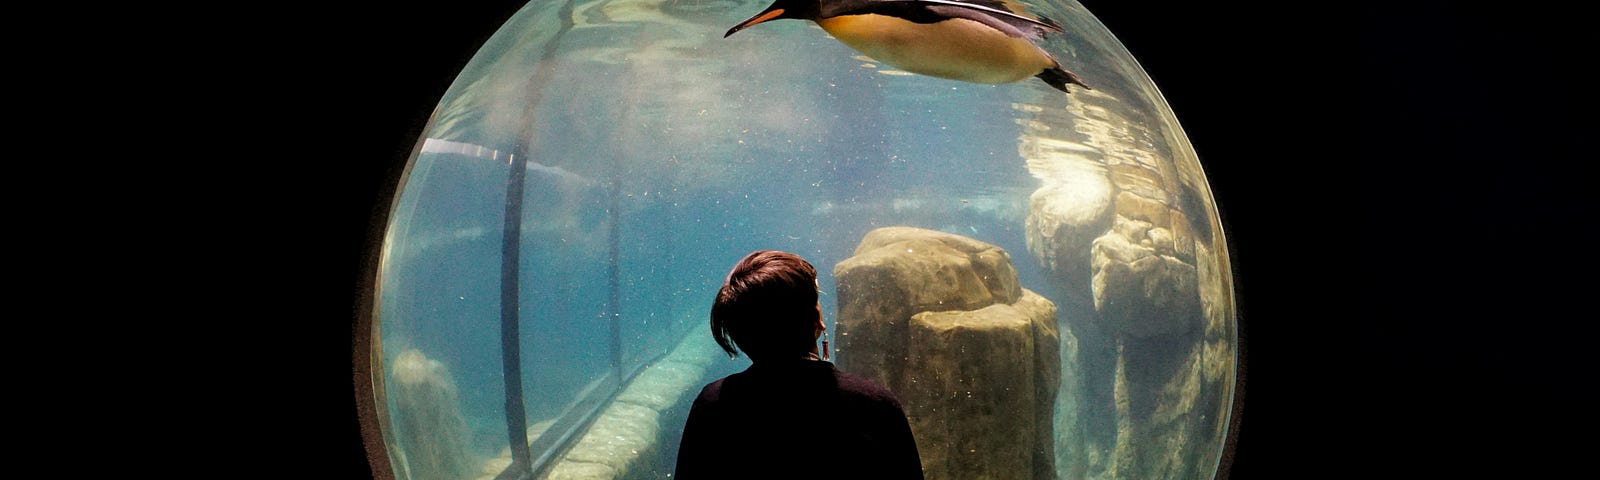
[674,250,923,479]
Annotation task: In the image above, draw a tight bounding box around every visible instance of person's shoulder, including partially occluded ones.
[832,367,903,407]
[693,375,732,404]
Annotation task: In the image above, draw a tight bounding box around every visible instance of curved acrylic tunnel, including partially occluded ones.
[362,1,1239,479]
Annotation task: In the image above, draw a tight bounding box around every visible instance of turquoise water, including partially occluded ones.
[373,1,1236,479]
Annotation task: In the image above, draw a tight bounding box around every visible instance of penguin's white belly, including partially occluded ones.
[817,14,1055,84]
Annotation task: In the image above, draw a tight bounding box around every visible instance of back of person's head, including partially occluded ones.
[711,250,820,362]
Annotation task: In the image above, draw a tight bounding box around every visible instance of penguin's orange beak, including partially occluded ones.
[725,8,786,37]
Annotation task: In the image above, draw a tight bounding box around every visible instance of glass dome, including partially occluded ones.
[362,0,1238,479]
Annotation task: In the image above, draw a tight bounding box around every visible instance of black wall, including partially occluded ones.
[265,1,1590,477]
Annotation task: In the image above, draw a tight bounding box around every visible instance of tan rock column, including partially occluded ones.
[835,227,1059,480]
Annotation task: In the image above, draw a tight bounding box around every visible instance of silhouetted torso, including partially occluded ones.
[675,359,924,479]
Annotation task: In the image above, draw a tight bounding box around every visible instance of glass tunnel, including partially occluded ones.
[361,0,1239,479]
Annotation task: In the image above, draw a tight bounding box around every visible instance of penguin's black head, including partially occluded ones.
[725,0,823,38]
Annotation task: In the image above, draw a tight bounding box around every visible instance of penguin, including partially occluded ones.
[725,0,1091,93]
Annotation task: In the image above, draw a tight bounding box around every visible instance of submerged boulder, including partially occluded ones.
[390,349,476,480]
[1090,216,1202,339]
[833,227,1023,396]
[835,227,1059,480]
[1024,151,1116,294]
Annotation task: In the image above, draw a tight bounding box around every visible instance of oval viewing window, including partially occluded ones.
[363,1,1240,479]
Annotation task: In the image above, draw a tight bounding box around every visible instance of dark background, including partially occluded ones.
[249,1,1590,477]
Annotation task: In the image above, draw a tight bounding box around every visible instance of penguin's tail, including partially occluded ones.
[1036,65,1092,94]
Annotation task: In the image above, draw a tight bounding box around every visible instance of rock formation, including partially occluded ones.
[1013,86,1236,479]
[1022,136,1116,298]
[1090,216,1201,339]
[391,349,476,480]
[835,227,1059,480]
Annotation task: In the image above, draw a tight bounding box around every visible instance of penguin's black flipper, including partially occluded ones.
[1037,65,1091,93]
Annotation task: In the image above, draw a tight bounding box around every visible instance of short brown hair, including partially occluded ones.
[710,250,819,361]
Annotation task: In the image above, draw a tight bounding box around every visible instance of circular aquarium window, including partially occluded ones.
[362,1,1239,479]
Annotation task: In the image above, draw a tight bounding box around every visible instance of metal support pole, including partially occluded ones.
[496,152,532,480]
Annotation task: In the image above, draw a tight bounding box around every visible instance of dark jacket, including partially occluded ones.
[674,359,924,479]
